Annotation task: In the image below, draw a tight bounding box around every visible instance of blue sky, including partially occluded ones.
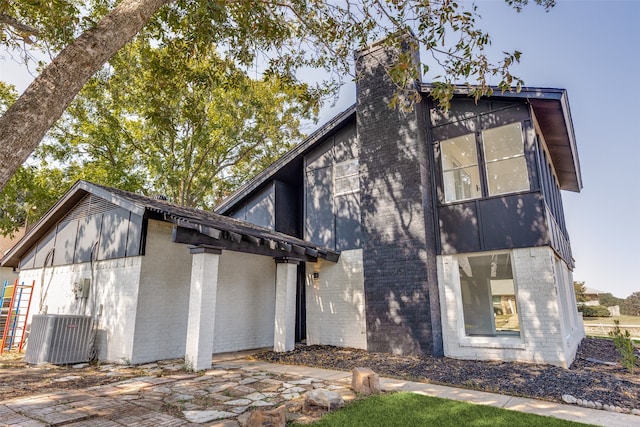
[317,0,640,298]
[447,0,640,299]
[1,1,638,298]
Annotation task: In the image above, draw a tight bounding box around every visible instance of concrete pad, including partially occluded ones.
[380,378,513,407]
[503,396,640,427]
[183,409,236,423]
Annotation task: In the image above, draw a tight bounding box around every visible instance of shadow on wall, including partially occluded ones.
[356,44,442,357]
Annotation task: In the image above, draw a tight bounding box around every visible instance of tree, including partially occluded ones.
[574,281,588,303]
[0,0,555,191]
[599,292,624,308]
[47,37,316,208]
[621,292,640,317]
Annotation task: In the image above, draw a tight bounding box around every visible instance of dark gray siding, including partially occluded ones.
[19,194,143,269]
[304,123,360,251]
[244,184,276,230]
[230,180,300,237]
[430,99,573,265]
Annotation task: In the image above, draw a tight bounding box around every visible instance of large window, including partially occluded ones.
[482,123,529,196]
[438,122,529,203]
[458,252,520,336]
[441,134,481,203]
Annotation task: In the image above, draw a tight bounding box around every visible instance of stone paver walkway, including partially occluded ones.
[0,355,354,426]
[2,353,639,427]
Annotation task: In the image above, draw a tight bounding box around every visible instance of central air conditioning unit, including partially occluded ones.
[24,314,94,365]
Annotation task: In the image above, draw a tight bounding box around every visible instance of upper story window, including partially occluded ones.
[334,159,359,196]
[482,123,529,196]
[441,134,481,203]
[438,122,529,203]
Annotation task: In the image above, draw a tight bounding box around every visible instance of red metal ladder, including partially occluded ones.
[0,279,35,354]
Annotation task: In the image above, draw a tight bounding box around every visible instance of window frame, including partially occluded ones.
[452,250,525,347]
[481,122,530,197]
[436,120,531,204]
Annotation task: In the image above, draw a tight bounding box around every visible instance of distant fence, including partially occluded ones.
[583,324,640,339]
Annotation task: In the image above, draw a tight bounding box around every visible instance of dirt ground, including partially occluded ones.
[1,337,639,412]
[0,352,163,401]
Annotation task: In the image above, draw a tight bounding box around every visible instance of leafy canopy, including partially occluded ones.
[0,0,556,234]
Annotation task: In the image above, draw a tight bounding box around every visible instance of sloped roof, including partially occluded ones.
[216,104,357,214]
[217,84,581,218]
[1,181,339,268]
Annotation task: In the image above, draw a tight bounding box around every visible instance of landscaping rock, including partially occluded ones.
[562,394,577,404]
[304,389,344,410]
[242,405,287,427]
[351,367,381,395]
[183,410,236,423]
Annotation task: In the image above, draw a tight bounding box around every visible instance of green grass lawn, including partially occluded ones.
[294,392,596,427]
[582,315,640,326]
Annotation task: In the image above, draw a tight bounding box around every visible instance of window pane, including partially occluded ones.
[335,175,359,196]
[441,134,481,202]
[443,167,481,203]
[482,123,529,196]
[482,123,524,161]
[486,156,530,195]
[459,253,519,336]
[335,159,358,178]
[442,134,477,169]
[334,159,359,196]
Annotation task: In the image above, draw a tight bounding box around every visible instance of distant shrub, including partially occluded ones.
[609,320,637,374]
[577,305,611,317]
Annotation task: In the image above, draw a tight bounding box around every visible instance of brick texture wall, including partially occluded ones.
[214,251,276,353]
[437,247,585,367]
[134,220,192,364]
[356,39,442,356]
[20,256,142,364]
[305,249,367,349]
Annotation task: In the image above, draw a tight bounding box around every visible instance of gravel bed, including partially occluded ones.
[254,337,640,410]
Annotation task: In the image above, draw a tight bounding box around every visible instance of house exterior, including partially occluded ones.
[1,181,338,370]
[216,40,585,367]
[1,39,584,369]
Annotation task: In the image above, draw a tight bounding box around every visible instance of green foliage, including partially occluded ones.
[577,305,611,318]
[39,36,316,210]
[621,292,640,317]
[298,392,594,427]
[573,281,588,303]
[1,0,557,111]
[0,0,559,231]
[0,165,64,236]
[0,81,17,113]
[598,292,624,308]
[608,320,638,374]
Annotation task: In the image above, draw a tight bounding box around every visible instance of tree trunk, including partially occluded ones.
[0,0,172,190]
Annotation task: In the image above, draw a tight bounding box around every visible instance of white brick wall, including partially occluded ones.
[213,251,276,353]
[438,247,584,367]
[306,249,367,349]
[18,219,285,365]
[133,220,192,364]
[19,256,142,364]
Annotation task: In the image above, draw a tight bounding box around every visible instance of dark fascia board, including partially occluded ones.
[215,105,357,214]
[421,83,582,192]
[0,180,147,268]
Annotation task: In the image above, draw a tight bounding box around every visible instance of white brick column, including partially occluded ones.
[274,258,298,352]
[185,246,221,371]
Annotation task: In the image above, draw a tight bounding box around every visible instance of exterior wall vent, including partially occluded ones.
[24,315,94,365]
